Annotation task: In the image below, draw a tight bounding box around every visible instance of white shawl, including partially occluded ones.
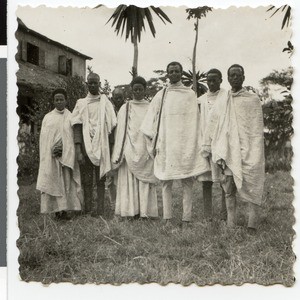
[141,82,210,180]
[207,88,265,205]
[71,93,117,178]
[36,109,82,201]
[112,100,157,183]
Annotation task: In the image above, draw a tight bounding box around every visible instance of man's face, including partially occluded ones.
[167,64,182,84]
[132,83,145,101]
[207,73,222,93]
[112,90,124,108]
[53,93,67,111]
[87,76,100,95]
[228,67,245,91]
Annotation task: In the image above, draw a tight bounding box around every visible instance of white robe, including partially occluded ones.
[207,88,265,205]
[197,89,227,182]
[112,100,158,217]
[36,109,83,213]
[141,82,210,180]
[71,92,117,178]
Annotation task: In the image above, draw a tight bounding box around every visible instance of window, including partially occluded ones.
[27,43,39,66]
[58,56,73,76]
[66,58,72,76]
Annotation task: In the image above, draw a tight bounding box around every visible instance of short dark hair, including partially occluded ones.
[207,68,222,79]
[227,64,244,76]
[52,88,67,100]
[112,87,124,98]
[130,76,147,89]
[166,61,183,73]
[87,72,100,81]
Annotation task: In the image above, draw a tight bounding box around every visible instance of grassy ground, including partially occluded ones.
[17,171,295,285]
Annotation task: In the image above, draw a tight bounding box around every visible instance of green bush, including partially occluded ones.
[263,95,293,173]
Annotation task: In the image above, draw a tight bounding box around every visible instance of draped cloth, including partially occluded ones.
[112,99,158,217]
[140,82,210,180]
[36,109,83,213]
[197,89,227,182]
[112,100,157,183]
[71,92,117,178]
[206,88,265,205]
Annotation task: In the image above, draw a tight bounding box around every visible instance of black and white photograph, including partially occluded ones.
[6,0,300,298]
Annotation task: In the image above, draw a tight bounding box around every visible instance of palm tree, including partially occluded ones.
[107,5,171,78]
[267,5,291,29]
[182,69,208,97]
[267,5,293,56]
[186,7,212,94]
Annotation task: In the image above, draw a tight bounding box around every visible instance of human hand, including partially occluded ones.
[217,159,226,171]
[52,144,63,157]
[76,147,85,165]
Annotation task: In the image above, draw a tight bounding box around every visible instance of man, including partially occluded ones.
[197,68,227,220]
[107,87,125,207]
[111,87,125,113]
[141,61,210,227]
[37,88,83,219]
[71,72,117,217]
[207,64,265,231]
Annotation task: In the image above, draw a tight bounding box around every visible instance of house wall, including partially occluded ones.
[16,30,87,78]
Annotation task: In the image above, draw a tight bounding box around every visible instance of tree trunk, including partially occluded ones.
[192,18,199,95]
[132,35,138,78]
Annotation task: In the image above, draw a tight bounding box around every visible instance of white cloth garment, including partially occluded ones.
[71,92,117,178]
[197,89,227,182]
[36,108,83,213]
[206,88,265,205]
[141,82,210,180]
[112,99,158,217]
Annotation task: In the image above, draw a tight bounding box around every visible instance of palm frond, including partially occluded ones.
[266,5,275,12]
[281,6,291,29]
[267,5,291,29]
[107,5,171,43]
[186,6,212,20]
[145,8,156,37]
[269,7,282,18]
[150,6,172,24]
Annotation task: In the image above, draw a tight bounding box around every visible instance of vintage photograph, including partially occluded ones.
[15,3,294,286]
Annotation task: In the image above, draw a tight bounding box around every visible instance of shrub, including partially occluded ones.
[263,96,293,172]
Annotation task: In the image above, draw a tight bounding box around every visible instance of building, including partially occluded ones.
[16,17,92,135]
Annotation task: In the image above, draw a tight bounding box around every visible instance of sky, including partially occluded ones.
[16,5,292,91]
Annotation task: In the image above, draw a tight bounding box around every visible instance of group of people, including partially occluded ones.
[36,61,265,232]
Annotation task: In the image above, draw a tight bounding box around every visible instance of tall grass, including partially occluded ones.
[17,171,295,285]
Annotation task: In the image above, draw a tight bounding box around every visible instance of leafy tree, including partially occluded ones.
[106,5,171,78]
[260,67,293,172]
[186,7,212,94]
[64,75,88,111]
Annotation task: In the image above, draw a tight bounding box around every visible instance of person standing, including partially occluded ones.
[112,76,158,218]
[141,62,210,227]
[71,73,117,217]
[207,64,265,232]
[197,68,227,221]
[107,87,125,209]
[37,88,83,219]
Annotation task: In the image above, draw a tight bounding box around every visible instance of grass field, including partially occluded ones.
[17,171,295,286]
